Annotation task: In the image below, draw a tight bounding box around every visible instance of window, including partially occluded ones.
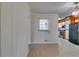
[39,19,48,30]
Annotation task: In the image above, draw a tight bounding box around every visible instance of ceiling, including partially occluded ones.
[29,2,75,15]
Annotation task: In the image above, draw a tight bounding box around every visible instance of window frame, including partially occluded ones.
[39,19,49,31]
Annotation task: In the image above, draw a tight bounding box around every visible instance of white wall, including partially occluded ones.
[31,13,59,44]
[1,2,31,57]
[58,10,72,18]
[0,3,1,56]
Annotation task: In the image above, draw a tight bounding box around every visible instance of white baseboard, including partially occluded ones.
[31,42,58,44]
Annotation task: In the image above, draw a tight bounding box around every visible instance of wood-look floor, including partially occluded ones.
[27,44,59,57]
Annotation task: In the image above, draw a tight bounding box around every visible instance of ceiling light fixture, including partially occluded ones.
[72,2,79,16]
